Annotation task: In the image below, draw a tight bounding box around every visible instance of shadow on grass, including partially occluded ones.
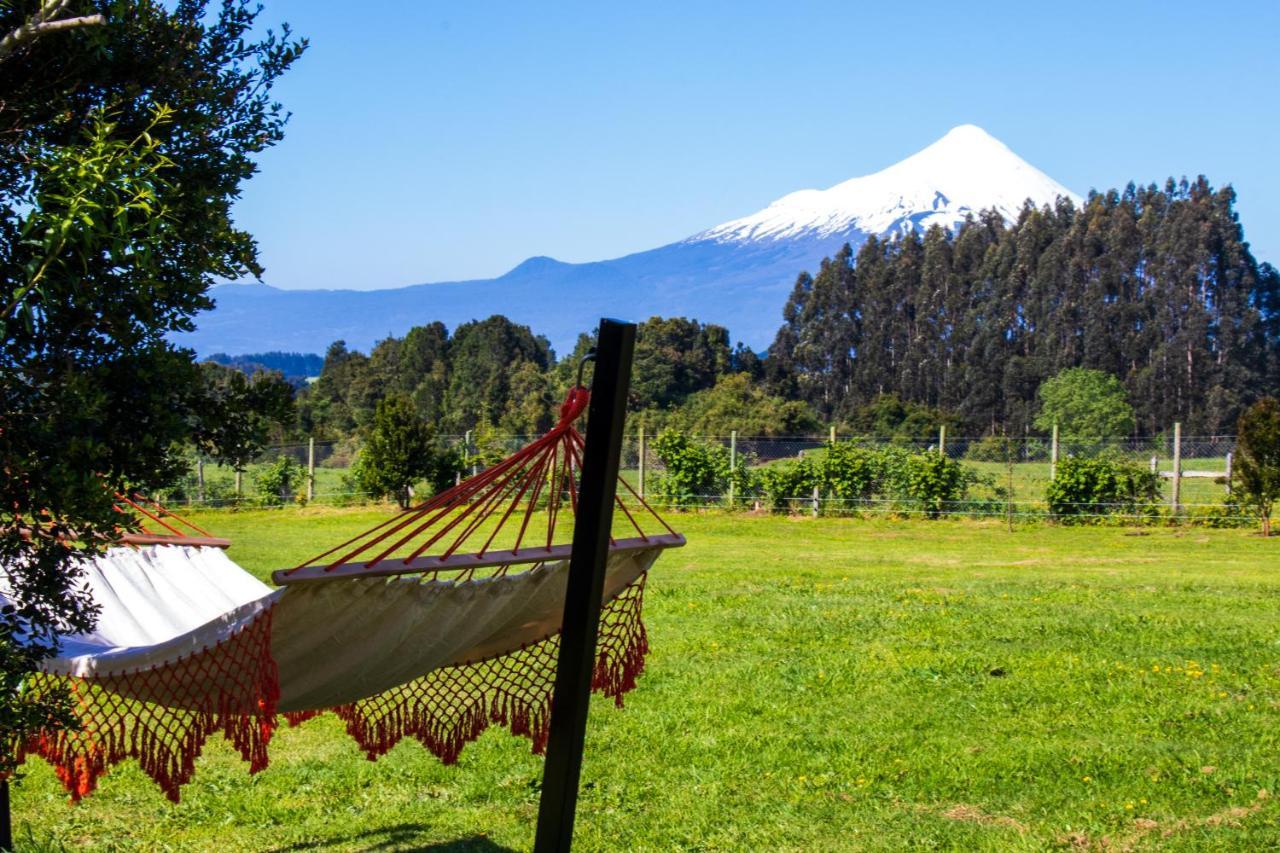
[269,825,517,852]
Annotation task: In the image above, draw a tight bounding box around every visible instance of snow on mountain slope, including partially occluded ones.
[185,125,1083,356]
[695,124,1081,244]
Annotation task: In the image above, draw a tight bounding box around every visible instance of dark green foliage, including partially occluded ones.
[443,316,552,433]
[194,363,295,471]
[0,0,303,775]
[630,317,732,410]
[1034,368,1136,441]
[657,373,820,437]
[352,394,458,509]
[769,182,1280,435]
[843,394,962,441]
[1045,456,1161,522]
[1233,397,1280,536]
[301,318,553,438]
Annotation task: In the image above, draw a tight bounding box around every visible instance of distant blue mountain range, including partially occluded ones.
[181,125,1079,358]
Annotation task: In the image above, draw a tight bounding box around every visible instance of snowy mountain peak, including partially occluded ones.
[695,124,1081,244]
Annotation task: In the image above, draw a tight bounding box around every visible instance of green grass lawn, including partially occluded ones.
[15,510,1280,851]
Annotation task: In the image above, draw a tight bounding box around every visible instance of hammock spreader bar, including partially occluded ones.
[273,376,681,586]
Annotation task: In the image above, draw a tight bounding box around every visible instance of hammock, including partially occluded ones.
[14,386,683,802]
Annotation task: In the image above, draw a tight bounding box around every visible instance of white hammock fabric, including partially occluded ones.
[45,543,659,710]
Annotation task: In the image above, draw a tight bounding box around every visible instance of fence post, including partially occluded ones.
[728,430,737,508]
[235,469,242,498]
[811,485,820,518]
[306,438,316,502]
[1171,421,1182,515]
[1050,423,1059,480]
[465,430,475,476]
[938,424,946,457]
[829,425,836,446]
[1225,451,1233,497]
[637,426,646,500]
[196,457,205,505]
[1150,455,1158,474]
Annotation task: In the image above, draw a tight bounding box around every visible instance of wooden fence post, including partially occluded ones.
[829,425,836,446]
[938,424,947,457]
[1171,422,1182,514]
[196,457,205,505]
[728,430,737,508]
[307,437,316,503]
[1050,423,1059,480]
[811,485,820,518]
[1225,451,1234,497]
[637,426,646,500]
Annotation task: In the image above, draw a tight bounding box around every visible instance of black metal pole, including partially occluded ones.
[1,778,11,851]
[533,318,636,853]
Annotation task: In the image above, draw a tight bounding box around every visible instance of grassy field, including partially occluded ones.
[15,509,1280,850]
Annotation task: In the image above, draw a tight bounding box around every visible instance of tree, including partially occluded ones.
[664,373,819,437]
[0,0,303,777]
[762,179,1278,435]
[630,316,731,410]
[194,362,296,473]
[353,394,456,509]
[0,0,103,61]
[444,315,552,432]
[1234,398,1280,536]
[1034,368,1135,441]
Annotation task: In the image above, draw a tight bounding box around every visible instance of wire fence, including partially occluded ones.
[162,428,1252,525]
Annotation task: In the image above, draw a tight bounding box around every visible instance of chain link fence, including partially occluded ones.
[162,428,1249,524]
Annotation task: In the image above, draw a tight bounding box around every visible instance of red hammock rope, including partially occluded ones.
[274,385,682,585]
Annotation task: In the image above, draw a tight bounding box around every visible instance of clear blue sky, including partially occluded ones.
[236,1,1280,290]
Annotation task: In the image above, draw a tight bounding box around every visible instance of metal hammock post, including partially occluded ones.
[534,318,636,853]
[1,777,9,851]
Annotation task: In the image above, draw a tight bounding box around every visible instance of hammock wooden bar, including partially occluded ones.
[273,382,681,585]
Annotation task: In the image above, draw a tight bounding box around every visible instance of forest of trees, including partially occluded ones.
[767,178,1280,435]
[263,176,1278,443]
[206,351,322,387]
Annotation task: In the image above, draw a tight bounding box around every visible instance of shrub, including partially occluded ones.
[1233,397,1280,536]
[651,430,744,507]
[354,393,460,508]
[757,458,819,512]
[255,456,304,507]
[892,453,977,518]
[1045,455,1160,522]
[756,442,983,518]
[819,443,880,503]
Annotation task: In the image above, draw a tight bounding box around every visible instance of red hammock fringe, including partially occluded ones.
[21,607,279,803]
[22,578,648,802]
[292,576,648,764]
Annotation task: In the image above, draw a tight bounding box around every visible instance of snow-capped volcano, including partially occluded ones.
[185,125,1083,356]
[696,124,1081,244]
